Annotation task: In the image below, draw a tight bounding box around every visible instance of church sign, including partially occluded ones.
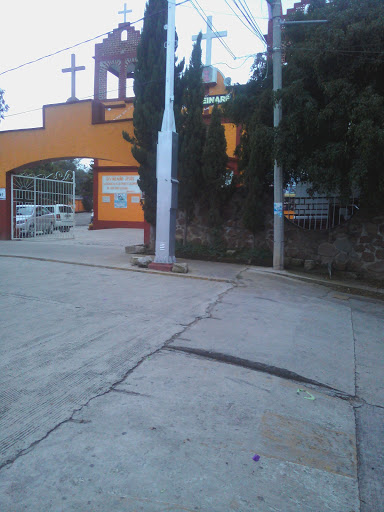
[102,175,140,195]
[203,93,232,106]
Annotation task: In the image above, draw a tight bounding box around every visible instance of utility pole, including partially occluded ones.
[150,0,179,270]
[266,0,327,270]
[269,0,284,270]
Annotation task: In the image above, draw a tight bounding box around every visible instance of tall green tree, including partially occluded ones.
[201,104,230,228]
[277,0,384,211]
[226,0,384,223]
[0,88,9,122]
[123,0,184,227]
[223,54,274,233]
[178,32,206,241]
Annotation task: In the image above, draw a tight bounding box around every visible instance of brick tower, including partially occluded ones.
[94,23,141,100]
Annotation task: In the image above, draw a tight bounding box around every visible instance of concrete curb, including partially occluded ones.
[1,253,383,299]
[250,267,384,301]
[0,254,234,284]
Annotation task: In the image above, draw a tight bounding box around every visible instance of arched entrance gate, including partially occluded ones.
[0,99,148,241]
[11,171,75,240]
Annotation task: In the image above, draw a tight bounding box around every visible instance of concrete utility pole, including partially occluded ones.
[152,0,178,269]
[269,0,284,270]
[267,0,327,270]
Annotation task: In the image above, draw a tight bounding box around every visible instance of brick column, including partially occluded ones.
[118,60,127,100]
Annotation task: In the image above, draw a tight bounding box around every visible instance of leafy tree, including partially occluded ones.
[223,54,274,233]
[277,0,384,211]
[22,159,78,177]
[123,0,184,227]
[226,0,384,222]
[178,32,206,241]
[21,159,93,210]
[0,88,9,123]
[201,104,229,228]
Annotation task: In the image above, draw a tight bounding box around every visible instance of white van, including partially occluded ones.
[46,204,74,231]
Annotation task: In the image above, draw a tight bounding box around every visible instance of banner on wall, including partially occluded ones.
[102,175,140,195]
[114,193,127,208]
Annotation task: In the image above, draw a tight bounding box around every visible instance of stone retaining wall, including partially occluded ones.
[175,201,384,279]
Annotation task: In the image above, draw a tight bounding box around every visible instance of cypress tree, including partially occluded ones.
[178,33,206,243]
[123,0,166,227]
[202,103,229,229]
[123,0,183,227]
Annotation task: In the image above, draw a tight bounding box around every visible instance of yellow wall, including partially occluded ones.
[97,171,143,222]
[75,199,85,212]
[0,71,238,189]
[0,100,136,188]
[223,124,237,158]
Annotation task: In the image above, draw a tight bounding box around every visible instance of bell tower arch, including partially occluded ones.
[94,23,141,100]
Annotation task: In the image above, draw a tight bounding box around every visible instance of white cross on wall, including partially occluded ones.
[118,3,132,23]
[61,54,85,102]
[192,16,227,67]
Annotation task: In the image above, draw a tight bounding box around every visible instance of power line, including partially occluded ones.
[223,0,264,39]
[180,3,269,19]
[0,1,191,77]
[190,0,237,60]
[230,0,267,45]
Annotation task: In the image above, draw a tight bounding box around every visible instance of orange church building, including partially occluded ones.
[0,22,238,242]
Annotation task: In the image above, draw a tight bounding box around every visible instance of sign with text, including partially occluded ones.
[0,188,5,200]
[102,175,140,195]
[203,93,231,106]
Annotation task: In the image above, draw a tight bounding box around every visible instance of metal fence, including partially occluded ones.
[284,195,359,230]
[11,172,75,240]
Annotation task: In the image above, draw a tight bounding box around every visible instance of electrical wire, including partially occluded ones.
[231,0,267,45]
[190,0,237,60]
[0,0,191,77]
[179,3,269,19]
[223,0,264,39]
[212,55,257,69]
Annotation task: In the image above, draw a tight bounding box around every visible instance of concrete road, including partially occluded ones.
[75,212,92,226]
[0,234,383,511]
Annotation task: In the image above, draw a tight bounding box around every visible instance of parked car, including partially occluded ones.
[45,204,74,231]
[15,205,55,237]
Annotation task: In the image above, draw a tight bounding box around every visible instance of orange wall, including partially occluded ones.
[223,124,237,158]
[97,171,143,222]
[75,199,85,212]
[0,100,136,188]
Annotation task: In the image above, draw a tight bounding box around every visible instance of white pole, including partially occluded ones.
[162,0,176,133]
[153,0,179,266]
[271,0,284,270]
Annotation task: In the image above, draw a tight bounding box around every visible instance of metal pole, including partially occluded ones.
[271,0,284,270]
[153,0,179,266]
[11,175,14,240]
[33,176,37,238]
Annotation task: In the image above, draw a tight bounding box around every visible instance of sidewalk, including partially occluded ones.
[0,228,383,511]
[1,225,383,296]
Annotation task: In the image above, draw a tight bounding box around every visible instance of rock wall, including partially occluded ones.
[284,213,384,277]
[175,200,384,279]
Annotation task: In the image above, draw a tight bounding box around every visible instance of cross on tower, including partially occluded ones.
[62,54,85,102]
[192,16,227,67]
[118,3,132,23]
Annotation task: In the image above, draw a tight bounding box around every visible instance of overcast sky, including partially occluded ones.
[0,0,297,131]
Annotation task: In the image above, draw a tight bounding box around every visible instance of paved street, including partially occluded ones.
[0,229,383,511]
[75,212,92,226]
